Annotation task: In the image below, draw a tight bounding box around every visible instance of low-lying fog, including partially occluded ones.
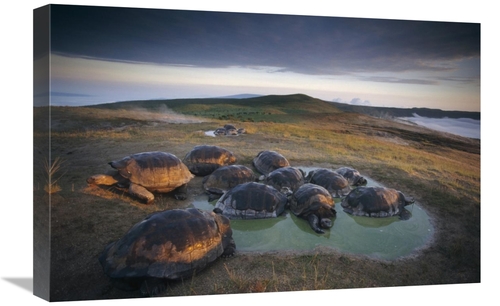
[398,114,480,139]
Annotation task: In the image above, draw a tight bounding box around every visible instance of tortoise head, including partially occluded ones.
[404,196,415,206]
[320,218,333,229]
[319,206,337,228]
[280,186,293,197]
[354,176,368,186]
[86,173,121,186]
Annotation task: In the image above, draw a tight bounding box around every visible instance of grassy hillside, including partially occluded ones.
[89,94,343,122]
[90,93,480,120]
[34,94,480,301]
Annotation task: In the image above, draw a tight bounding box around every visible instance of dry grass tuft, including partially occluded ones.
[43,156,66,194]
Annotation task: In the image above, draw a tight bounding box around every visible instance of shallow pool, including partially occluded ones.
[204,130,216,137]
[190,168,434,260]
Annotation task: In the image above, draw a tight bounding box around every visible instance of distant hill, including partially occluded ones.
[329,101,480,120]
[89,94,341,114]
[87,93,480,121]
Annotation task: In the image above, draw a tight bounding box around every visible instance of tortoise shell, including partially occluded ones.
[99,208,235,286]
[252,150,290,176]
[290,183,336,217]
[265,166,305,195]
[306,168,350,197]
[214,182,288,219]
[202,165,257,198]
[109,151,193,192]
[341,186,414,219]
[333,167,367,186]
[183,145,237,176]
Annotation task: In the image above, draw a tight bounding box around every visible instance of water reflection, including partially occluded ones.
[289,213,333,239]
[344,211,405,228]
[231,215,287,231]
[190,170,434,260]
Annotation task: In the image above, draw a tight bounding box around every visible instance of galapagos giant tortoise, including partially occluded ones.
[290,183,337,234]
[252,150,290,177]
[213,182,288,219]
[87,151,194,203]
[223,124,238,135]
[202,165,257,201]
[341,186,415,220]
[264,166,306,195]
[99,208,235,296]
[183,145,237,176]
[334,166,368,186]
[306,168,350,198]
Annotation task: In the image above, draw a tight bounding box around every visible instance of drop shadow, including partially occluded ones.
[3,277,33,293]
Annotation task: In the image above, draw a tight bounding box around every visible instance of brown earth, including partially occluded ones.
[33,105,480,302]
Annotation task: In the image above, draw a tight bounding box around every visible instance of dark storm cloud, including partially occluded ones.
[49,4,480,76]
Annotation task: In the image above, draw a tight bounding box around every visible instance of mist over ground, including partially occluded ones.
[398,114,480,139]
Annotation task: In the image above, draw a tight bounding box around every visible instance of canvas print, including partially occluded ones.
[33,4,480,302]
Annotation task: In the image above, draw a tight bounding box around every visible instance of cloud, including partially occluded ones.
[49,6,480,77]
[332,97,371,106]
[401,114,480,139]
[349,98,371,106]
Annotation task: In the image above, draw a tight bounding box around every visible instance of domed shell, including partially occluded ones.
[334,167,367,186]
[109,151,193,192]
[265,166,305,195]
[341,186,414,219]
[202,165,257,197]
[252,150,290,175]
[99,208,235,282]
[223,124,237,130]
[307,168,350,197]
[214,182,288,219]
[183,145,237,176]
[290,183,336,217]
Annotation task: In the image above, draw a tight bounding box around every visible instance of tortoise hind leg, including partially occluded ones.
[129,183,155,204]
[222,238,236,257]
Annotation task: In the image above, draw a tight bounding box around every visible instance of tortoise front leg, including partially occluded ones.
[173,184,188,200]
[307,214,324,234]
[129,183,155,204]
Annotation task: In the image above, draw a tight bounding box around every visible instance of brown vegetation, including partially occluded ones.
[33,96,480,301]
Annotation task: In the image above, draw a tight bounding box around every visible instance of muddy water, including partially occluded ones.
[190,167,434,260]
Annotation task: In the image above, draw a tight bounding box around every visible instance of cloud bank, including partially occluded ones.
[401,114,480,139]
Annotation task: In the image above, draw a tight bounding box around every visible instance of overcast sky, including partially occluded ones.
[38,4,480,111]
